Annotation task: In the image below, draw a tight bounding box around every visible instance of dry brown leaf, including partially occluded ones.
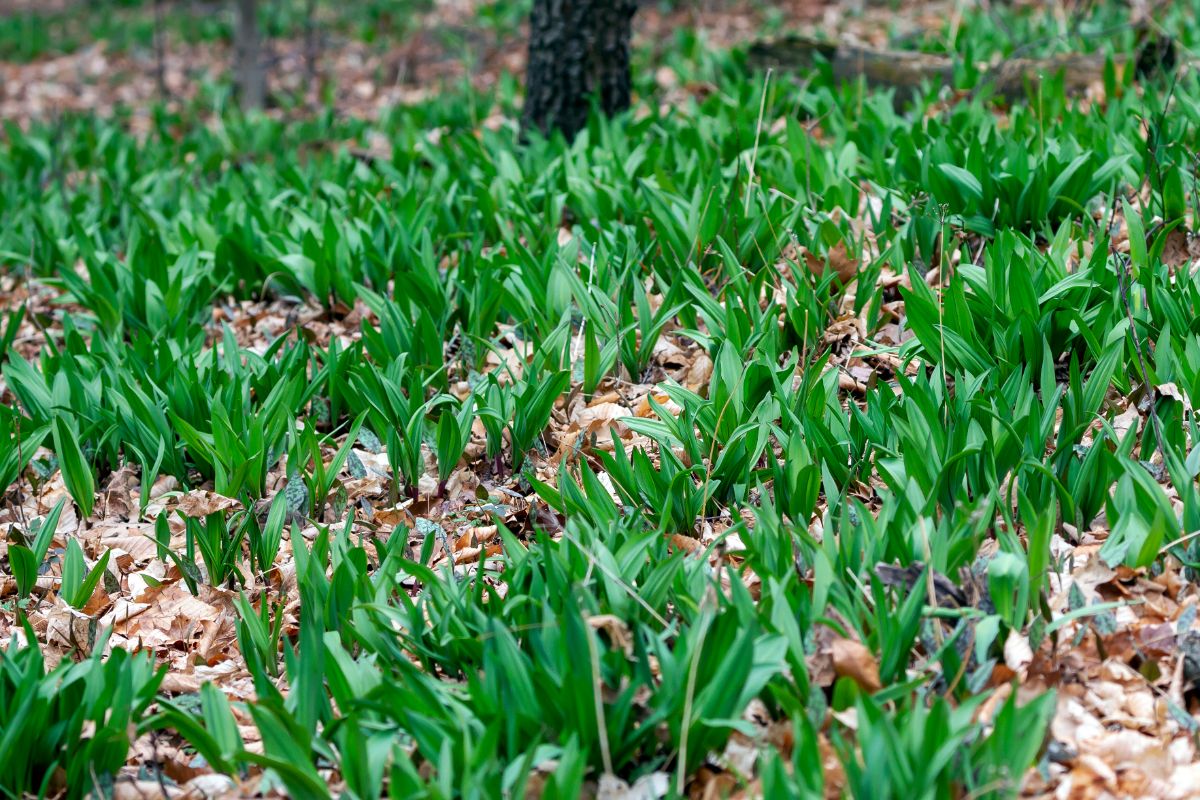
[1111,405,1141,441]
[635,392,680,418]
[115,581,232,651]
[43,596,99,654]
[96,525,160,567]
[159,671,205,694]
[99,464,139,521]
[1003,630,1034,677]
[687,767,737,800]
[454,524,499,550]
[830,636,882,693]
[597,772,670,800]
[669,534,703,555]
[374,506,415,530]
[184,774,240,799]
[174,490,242,518]
[111,780,181,800]
[99,599,151,627]
[574,401,633,432]
[588,613,634,656]
[803,241,859,285]
[451,543,503,566]
[682,352,713,393]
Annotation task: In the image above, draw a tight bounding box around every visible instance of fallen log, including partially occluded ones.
[746,33,1172,105]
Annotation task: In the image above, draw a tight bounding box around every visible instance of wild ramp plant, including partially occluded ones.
[5,3,1200,795]
[0,628,164,800]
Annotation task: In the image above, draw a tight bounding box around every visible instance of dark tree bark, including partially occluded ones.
[522,0,638,140]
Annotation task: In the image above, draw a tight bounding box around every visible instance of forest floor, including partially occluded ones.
[2,1,1200,799]
[0,0,938,127]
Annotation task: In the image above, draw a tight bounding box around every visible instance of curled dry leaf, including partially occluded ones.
[174,490,242,519]
[1003,629,1034,677]
[830,636,882,693]
[682,352,713,393]
[43,596,98,654]
[374,506,415,530]
[1059,556,1117,607]
[803,241,859,285]
[553,401,636,463]
[99,464,139,521]
[97,524,160,567]
[111,781,182,800]
[1111,404,1141,441]
[99,599,151,627]
[597,772,670,800]
[588,613,634,656]
[454,524,498,550]
[669,534,704,555]
[635,392,682,419]
[185,774,240,799]
[687,767,738,799]
[451,543,503,566]
[113,581,232,650]
[574,401,632,439]
[159,671,205,694]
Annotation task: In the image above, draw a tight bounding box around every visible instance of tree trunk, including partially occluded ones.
[522,0,637,140]
[235,0,266,110]
[153,0,167,100]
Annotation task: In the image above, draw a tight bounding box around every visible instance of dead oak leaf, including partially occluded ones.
[116,581,233,650]
[158,671,205,695]
[573,401,632,433]
[556,401,635,457]
[830,636,882,693]
[99,599,151,627]
[635,392,681,419]
[174,490,242,518]
[588,614,634,656]
[450,543,503,566]
[96,524,160,568]
[111,781,182,800]
[454,524,498,551]
[803,241,859,285]
[99,464,139,521]
[1003,629,1034,678]
[669,534,703,555]
[682,352,713,393]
